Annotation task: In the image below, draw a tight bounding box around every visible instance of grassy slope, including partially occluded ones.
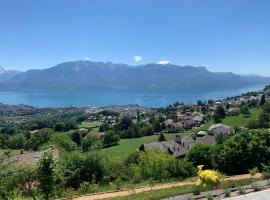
[101,133,179,160]
[221,107,261,127]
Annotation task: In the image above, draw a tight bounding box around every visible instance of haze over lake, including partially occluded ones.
[0,84,265,108]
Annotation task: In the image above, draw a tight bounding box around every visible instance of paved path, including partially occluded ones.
[71,173,262,200]
[226,189,270,200]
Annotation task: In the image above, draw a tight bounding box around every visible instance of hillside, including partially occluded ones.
[1,61,270,91]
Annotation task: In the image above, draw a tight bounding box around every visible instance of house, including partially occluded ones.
[139,140,188,158]
[87,131,105,139]
[227,108,240,115]
[196,135,216,145]
[4,148,59,166]
[208,124,230,136]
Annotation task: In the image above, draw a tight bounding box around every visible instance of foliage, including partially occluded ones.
[60,151,106,188]
[186,144,214,169]
[252,183,261,192]
[81,136,102,152]
[131,150,195,181]
[7,133,26,149]
[261,163,270,179]
[28,128,54,150]
[103,130,120,148]
[211,129,270,175]
[0,161,37,200]
[37,150,57,200]
[70,130,81,146]
[249,167,258,176]
[44,133,77,151]
[158,132,166,141]
[196,165,222,189]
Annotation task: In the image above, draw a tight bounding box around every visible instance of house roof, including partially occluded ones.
[208,124,230,133]
[4,148,59,165]
[87,131,105,139]
[141,140,188,158]
[196,135,216,145]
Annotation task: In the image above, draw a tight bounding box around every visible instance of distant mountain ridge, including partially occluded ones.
[0,61,270,92]
[0,66,23,83]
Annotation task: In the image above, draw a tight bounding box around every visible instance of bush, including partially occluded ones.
[196,165,222,189]
[77,182,99,194]
[186,144,214,169]
[192,186,200,195]
[7,133,26,149]
[261,164,270,179]
[103,130,120,148]
[249,167,258,177]
[81,136,102,152]
[224,188,231,197]
[60,151,106,188]
[207,194,213,200]
[133,150,194,181]
[252,183,261,192]
[238,186,245,194]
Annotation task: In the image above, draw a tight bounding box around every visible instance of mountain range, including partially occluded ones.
[0,61,270,92]
[0,66,23,83]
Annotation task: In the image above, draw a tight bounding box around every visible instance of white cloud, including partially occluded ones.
[133,56,143,62]
[84,57,90,60]
[157,60,170,65]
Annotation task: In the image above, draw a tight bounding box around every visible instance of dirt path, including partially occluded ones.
[71,173,262,200]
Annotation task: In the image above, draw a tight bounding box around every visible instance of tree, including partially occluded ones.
[158,132,166,141]
[186,144,214,169]
[103,130,120,147]
[81,136,102,152]
[208,99,214,106]
[211,130,270,175]
[70,130,81,146]
[8,133,26,149]
[260,94,266,106]
[37,150,57,200]
[54,122,66,132]
[213,106,226,122]
[60,151,106,188]
[240,105,251,117]
[28,128,54,150]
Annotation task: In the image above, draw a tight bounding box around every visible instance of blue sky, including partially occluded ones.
[0,0,270,75]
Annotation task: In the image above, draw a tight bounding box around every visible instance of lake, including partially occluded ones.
[0,85,265,108]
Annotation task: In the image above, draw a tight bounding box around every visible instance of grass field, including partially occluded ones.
[101,133,180,160]
[221,107,261,127]
[78,121,102,128]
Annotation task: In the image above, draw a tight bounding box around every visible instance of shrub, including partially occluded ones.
[207,193,213,200]
[261,164,270,179]
[196,165,222,189]
[77,182,99,194]
[238,186,245,194]
[81,136,102,152]
[192,186,200,195]
[249,167,258,177]
[186,144,214,169]
[134,150,194,181]
[103,130,120,148]
[224,188,231,197]
[252,183,261,192]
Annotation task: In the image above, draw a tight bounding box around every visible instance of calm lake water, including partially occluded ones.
[0,85,265,108]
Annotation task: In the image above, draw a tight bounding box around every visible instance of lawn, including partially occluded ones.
[101,133,180,160]
[78,120,102,128]
[221,107,261,127]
